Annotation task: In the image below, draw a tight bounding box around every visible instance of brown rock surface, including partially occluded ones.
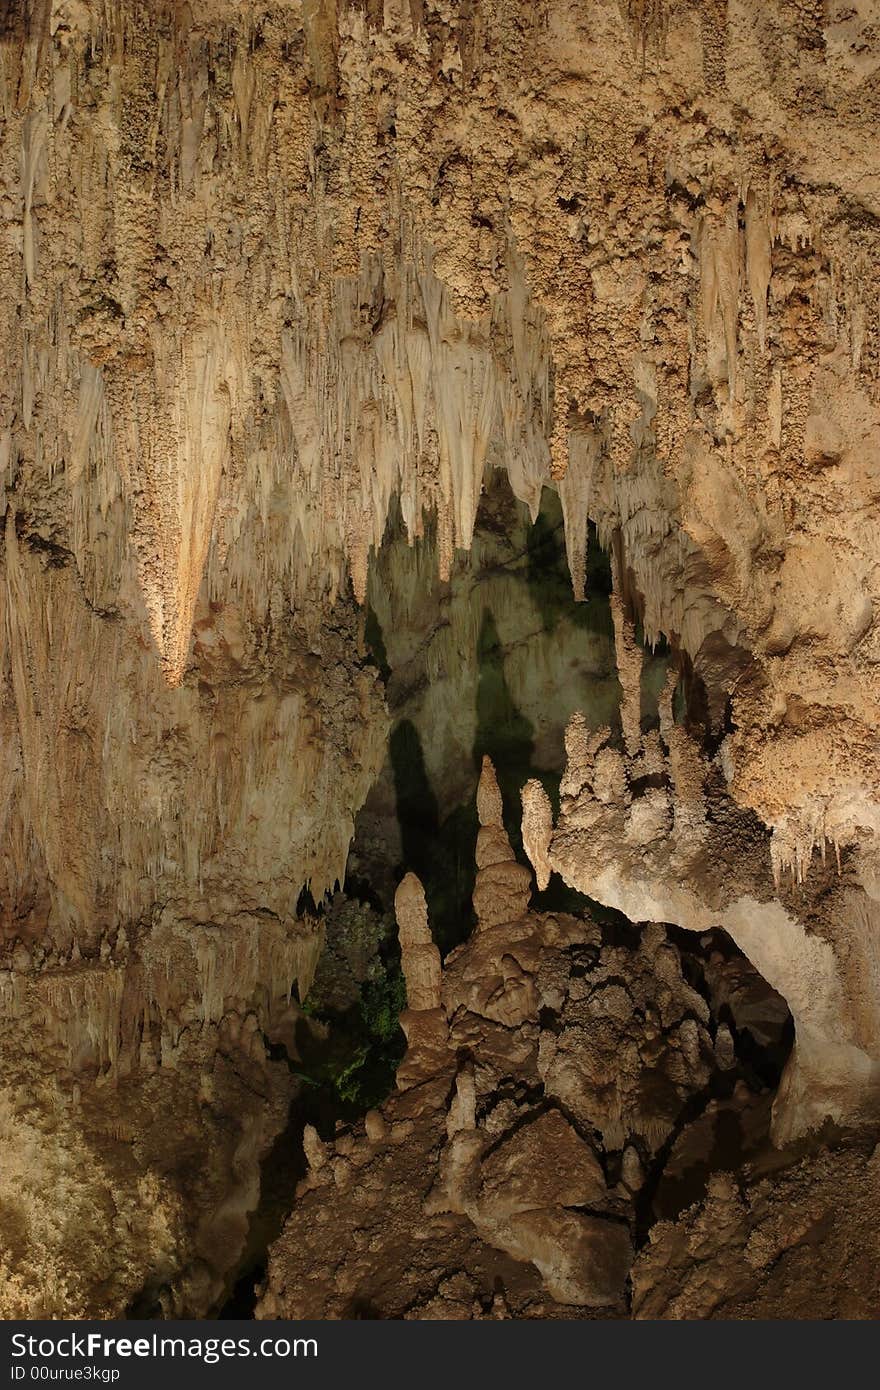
[632,1144,880,1320]
[257,797,790,1318]
[2,0,880,1318]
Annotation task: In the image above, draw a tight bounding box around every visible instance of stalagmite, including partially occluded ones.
[3,0,880,1326]
[609,554,643,760]
[475,754,515,869]
[387,879,450,1096]
[657,667,706,842]
[544,670,880,1145]
[472,757,532,929]
[303,1125,328,1172]
[560,713,609,801]
[446,1063,477,1138]
[394,873,442,1012]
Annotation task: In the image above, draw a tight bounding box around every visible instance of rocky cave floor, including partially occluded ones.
[223,771,880,1322]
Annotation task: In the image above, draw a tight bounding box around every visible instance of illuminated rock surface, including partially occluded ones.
[1,0,880,1318]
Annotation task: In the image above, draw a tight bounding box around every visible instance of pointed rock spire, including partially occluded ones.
[394,872,441,1011]
[472,756,532,928]
[610,548,643,759]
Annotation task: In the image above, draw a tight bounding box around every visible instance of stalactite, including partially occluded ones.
[609,550,643,760]
[521,779,553,892]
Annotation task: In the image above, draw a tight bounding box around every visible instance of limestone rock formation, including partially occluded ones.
[632,1146,880,1320]
[0,909,321,1317]
[349,474,629,950]
[533,627,880,1143]
[1,0,880,1319]
[258,773,793,1319]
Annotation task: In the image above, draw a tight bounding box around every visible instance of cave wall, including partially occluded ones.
[3,0,879,887]
[1,0,880,1312]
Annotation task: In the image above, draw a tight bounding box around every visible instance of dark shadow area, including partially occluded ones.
[525,505,614,641]
[215,1087,310,1320]
[216,948,408,1320]
[358,478,633,946]
[0,0,51,75]
[633,923,794,1239]
[389,718,478,955]
[363,602,391,684]
[295,964,407,1121]
[473,608,536,856]
[0,0,30,42]
[470,604,614,920]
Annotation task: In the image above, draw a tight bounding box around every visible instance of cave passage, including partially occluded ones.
[352,469,671,951]
[205,473,795,1320]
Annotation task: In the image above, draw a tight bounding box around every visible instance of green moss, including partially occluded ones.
[296,943,407,1117]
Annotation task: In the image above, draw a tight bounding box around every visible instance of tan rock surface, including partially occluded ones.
[2,0,880,1317]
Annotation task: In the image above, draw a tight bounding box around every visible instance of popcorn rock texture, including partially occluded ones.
[2,0,880,1317]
